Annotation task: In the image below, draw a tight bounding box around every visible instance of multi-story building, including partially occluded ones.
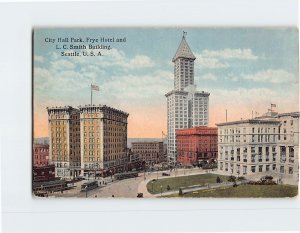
[176,126,218,165]
[166,34,210,166]
[33,144,49,166]
[79,105,129,177]
[47,106,81,179]
[277,112,299,184]
[217,111,299,184]
[131,141,164,165]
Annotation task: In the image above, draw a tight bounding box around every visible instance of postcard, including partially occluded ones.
[33,28,299,198]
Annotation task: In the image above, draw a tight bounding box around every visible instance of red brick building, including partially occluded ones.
[176,127,218,165]
[33,144,49,166]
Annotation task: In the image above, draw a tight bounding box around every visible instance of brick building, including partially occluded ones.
[33,144,49,166]
[176,126,218,165]
[131,141,164,165]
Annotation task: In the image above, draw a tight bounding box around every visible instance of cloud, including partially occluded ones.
[194,48,258,69]
[51,59,76,70]
[34,55,45,63]
[242,69,298,84]
[199,73,218,81]
[201,48,258,60]
[128,55,154,68]
[195,54,229,69]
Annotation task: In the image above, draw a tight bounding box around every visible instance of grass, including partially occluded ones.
[146,173,228,194]
[166,184,298,198]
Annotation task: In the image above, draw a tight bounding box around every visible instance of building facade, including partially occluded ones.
[217,112,299,184]
[131,141,164,165]
[277,112,299,184]
[176,127,218,165]
[166,34,210,166]
[47,106,81,179]
[33,144,49,166]
[79,105,129,176]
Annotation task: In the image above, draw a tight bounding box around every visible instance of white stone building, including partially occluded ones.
[217,111,299,184]
[165,34,210,166]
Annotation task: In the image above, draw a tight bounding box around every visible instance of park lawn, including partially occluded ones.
[146,173,228,194]
[167,184,298,198]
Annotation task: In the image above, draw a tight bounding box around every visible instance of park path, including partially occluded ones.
[138,168,210,198]
[152,180,247,197]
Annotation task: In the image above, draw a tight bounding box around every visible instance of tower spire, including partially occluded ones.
[172,32,195,62]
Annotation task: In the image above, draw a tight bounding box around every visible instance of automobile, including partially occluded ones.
[162,172,170,176]
[137,193,143,198]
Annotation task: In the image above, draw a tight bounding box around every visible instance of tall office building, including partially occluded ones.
[47,106,81,179]
[165,34,210,166]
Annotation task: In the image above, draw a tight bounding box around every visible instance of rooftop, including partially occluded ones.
[78,104,129,116]
[172,35,196,62]
[216,118,280,127]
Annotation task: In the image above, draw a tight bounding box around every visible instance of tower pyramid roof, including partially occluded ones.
[172,35,196,62]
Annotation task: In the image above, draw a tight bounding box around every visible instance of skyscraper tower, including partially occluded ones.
[165,33,210,166]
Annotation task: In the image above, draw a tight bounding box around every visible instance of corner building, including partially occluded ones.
[47,106,81,179]
[166,34,210,166]
[79,105,129,176]
[176,127,218,165]
[217,111,299,184]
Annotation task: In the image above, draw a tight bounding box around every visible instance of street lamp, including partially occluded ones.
[85,186,88,198]
[160,185,163,197]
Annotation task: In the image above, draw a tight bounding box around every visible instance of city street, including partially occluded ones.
[47,167,209,198]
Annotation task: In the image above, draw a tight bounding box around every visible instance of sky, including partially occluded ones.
[33,28,299,138]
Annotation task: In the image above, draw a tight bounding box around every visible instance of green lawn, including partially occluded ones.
[146,173,228,194]
[166,184,298,198]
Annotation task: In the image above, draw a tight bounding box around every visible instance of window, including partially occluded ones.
[259,165,263,172]
[266,165,270,171]
[280,166,284,173]
[289,167,293,174]
[243,166,247,175]
[251,166,256,173]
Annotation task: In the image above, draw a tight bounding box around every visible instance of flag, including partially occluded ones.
[271,103,276,107]
[91,84,99,91]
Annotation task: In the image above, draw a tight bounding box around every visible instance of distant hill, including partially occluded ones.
[33,137,49,145]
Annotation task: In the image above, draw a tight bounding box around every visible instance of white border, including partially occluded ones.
[0,1,299,232]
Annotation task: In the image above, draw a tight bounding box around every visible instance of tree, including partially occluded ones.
[216,176,221,183]
[179,188,183,196]
[167,185,171,191]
